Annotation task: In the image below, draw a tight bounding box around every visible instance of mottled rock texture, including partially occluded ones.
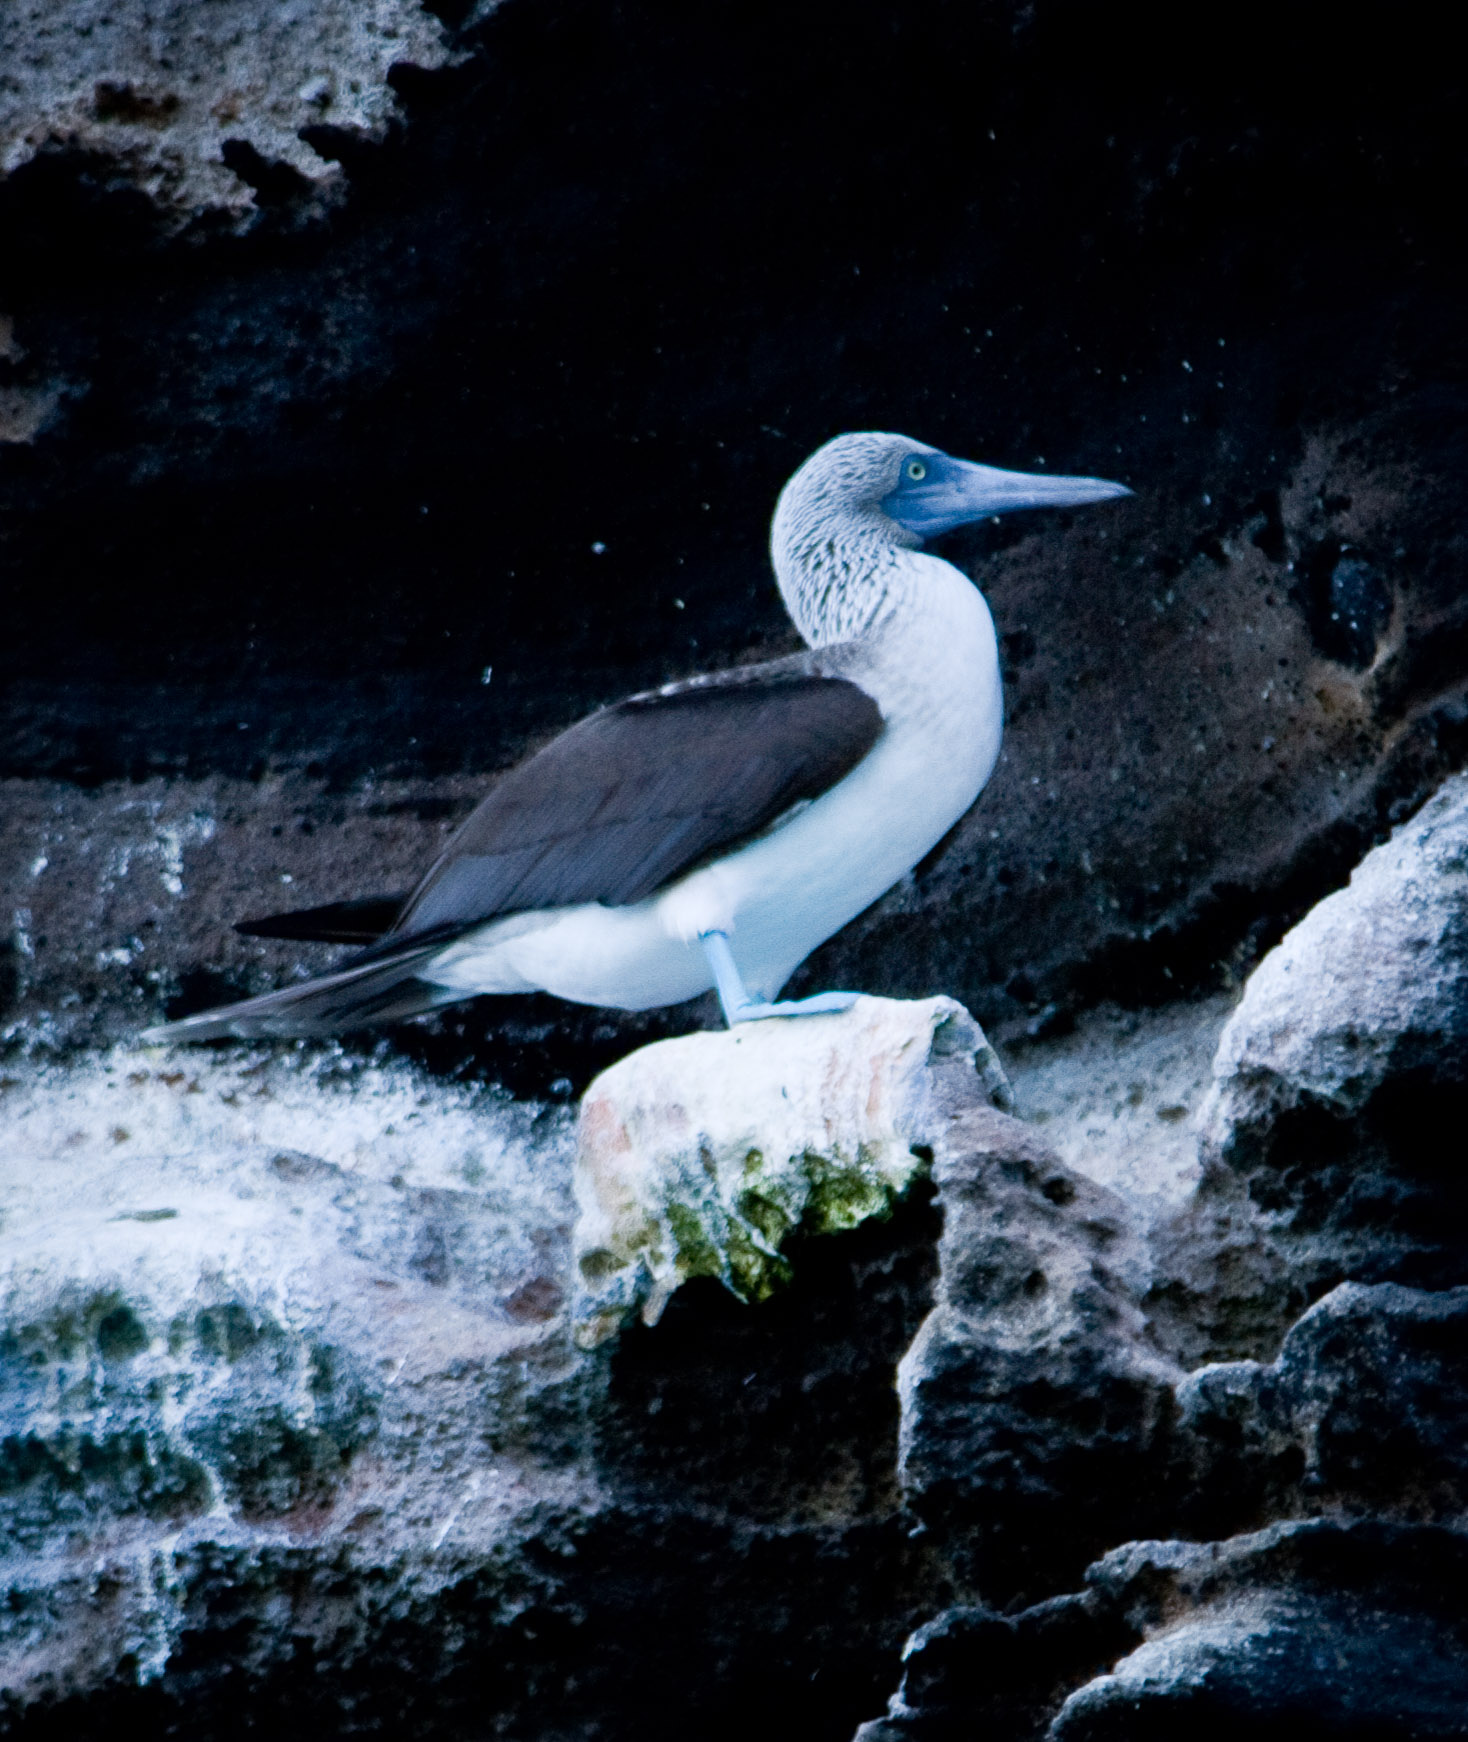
[0,0,453,231]
[2,0,1466,1736]
[858,781,1468,1740]
[1203,773,1468,1136]
[0,1046,586,1711]
[896,1102,1178,1598]
[574,995,1006,1342]
[1177,1282,1468,1527]
[863,1273,1468,1737]
[1195,772,1468,1296]
[1,1004,999,1738]
[862,1521,1468,1742]
[1,0,1466,1066]
[1050,1522,1468,1740]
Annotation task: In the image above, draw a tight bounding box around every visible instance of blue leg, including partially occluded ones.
[700,931,858,1027]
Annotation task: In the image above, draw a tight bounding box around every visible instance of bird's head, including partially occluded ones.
[771,430,1131,643]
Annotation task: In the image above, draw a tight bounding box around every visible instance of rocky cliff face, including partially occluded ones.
[3,0,1467,1065]
[0,999,971,1737]
[2,0,1466,1736]
[5,782,1467,1736]
[859,779,1468,1738]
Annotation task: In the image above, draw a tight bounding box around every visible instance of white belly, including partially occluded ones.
[426,558,1002,1010]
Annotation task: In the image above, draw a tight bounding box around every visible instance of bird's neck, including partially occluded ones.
[771,501,919,648]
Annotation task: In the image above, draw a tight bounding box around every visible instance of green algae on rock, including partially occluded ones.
[571,995,1010,1347]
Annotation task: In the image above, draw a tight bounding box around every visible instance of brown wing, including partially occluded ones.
[374,667,883,950]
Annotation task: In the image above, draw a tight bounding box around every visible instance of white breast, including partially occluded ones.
[425,552,1002,1010]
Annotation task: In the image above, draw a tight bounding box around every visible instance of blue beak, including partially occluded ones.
[882,451,1132,540]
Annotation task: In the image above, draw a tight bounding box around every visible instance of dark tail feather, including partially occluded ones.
[139,944,457,1044]
[234,894,409,945]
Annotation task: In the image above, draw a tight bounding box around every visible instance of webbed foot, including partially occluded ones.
[700,931,859,1028]
[728,990,858,1023]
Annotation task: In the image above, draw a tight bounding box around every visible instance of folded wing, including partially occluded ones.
[373,664,884,950]
[144,663,882,1041]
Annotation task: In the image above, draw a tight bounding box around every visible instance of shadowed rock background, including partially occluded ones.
[2,1,1466,1738]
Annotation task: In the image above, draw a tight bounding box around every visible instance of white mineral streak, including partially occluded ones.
[1200,771,1468,1148]
[0,0,459,228]
[0,1043,586,1698]
[1,997,1006,1697]
[571,995,1005,1347]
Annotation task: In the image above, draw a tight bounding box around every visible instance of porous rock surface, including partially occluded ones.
[5,774,1468,1737]
[2,2,1467,1734]
[857,776,1468,1740]
[573,995,1007,1344]
[1203,772,1468,1135]
[1192,772,1468,1295]
[0,1044,586,1710]
[896,1101,1178,1597]
[0,0,454,230]
[862,1519,1468,1742]
[0,998,988,1736]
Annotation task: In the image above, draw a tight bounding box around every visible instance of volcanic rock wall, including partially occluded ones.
[2,0,1466,1737]
[3,0,1466,1065]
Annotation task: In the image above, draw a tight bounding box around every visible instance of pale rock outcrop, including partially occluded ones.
[1190,773,1468,1296]
[572,995,1011,1346]
[1201,770,1468,1148]
[855,780,1468,1739]
[0,0,458,228]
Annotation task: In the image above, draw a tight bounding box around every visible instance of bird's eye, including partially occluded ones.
[905,458,927,481]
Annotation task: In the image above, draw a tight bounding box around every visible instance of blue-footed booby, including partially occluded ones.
[142,433,1129,1043]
